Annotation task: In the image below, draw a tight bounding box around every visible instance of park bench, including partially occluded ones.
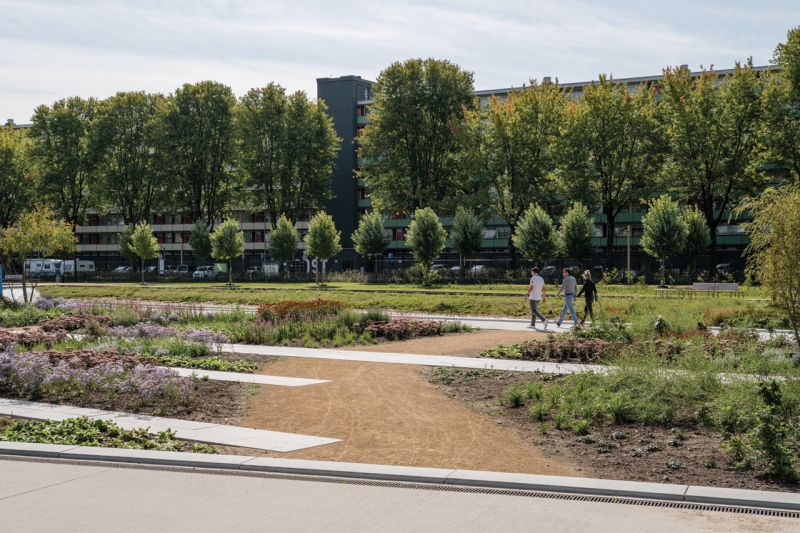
[655,282,741,298]
[692,282,741,298]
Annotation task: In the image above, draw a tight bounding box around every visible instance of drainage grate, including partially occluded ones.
[2,455,798,518]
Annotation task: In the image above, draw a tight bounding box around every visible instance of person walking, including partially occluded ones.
[576,270,598,326]
[555,268,579,327]
[525,267,548,329]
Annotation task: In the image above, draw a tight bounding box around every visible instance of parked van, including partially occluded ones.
[24,259,61,277]
[62,260,95,274]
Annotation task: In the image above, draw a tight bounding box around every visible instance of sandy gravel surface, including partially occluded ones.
[234,355,576,476]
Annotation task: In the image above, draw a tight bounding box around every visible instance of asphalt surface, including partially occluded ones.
[1,459,797,532]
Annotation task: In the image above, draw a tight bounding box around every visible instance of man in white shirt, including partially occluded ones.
[525,267,548,329]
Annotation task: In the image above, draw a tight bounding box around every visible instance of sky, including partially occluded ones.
[2,0,799,123]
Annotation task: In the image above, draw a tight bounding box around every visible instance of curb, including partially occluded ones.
[2,442,800,510]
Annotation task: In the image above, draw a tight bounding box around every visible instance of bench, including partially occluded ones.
[692,282,740,298]
[655,283,741,299]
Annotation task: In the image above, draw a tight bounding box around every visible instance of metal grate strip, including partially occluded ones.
[1,455,797,518]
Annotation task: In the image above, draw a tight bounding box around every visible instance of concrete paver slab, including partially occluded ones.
[222,343,602,374]
[240,457,455,484]
[446,469,689,500]
[685,485,800,510]
[60,447,255,469]
[0,398,341,452]
[0,441,79,458]
[166,367,330,386]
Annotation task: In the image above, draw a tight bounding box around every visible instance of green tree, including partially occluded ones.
[557,76,665,268]
[210,219,245,285]
[90,91,166,225]
[358,58,475,213]
[237,84,340,228]
[558,202,595,265]
[160,81,238,229]
[189,220,212,262]
[405,207,446,285]
[640,196,687,286]
[512,204,558,267]
[449,207,485,273]
[0,126,35,228]
[458,81,566,266]
[29,96,98,281]
[761,27,800,184]
[0,209,76,302]
[661,62,765,275]
[351,211,390,274]
[29,96,98,229]
[118,224,137,265]
[737,185,800,347]
[682,206,711,274]
[269,215,299,275]
[304,212,342,285]
[129,222,159,284]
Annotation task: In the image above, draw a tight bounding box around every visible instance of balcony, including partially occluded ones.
[358,198,372,208]
[357,115,370,125]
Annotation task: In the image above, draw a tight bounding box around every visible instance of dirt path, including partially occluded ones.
[236,356,577,476]
[340,329,549,357]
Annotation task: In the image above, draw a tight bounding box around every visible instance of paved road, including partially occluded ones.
[1,458,795,532]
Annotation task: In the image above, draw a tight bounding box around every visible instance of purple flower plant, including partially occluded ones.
[107,324,229,344]
[0,344,192,404]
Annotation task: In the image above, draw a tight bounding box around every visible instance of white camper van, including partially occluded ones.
[24,259,61,277]
[62,260,95,274]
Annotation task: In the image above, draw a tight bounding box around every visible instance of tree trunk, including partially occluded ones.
[507,231,517,269]
[708,224,718,280]
[604,206,615,269]
[228,258,232,285]
[141,259,145,285]
[315,258,319,285]
[21,264,28,304]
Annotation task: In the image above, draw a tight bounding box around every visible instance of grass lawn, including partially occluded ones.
[42,283,786,331]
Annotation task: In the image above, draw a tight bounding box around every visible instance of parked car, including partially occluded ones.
[716,263,731,276]
[113,266,132,274]
[430,264,447,271]
[176,265,189,276]
[450,266,461,272]
[469,265,486,272]
[541,265,559,276]
[143,266,158,274]
[193,266,215,279]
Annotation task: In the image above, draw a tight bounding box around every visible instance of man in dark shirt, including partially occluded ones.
[576,270,599,325]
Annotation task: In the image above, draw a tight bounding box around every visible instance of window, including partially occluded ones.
[165,233,174,244]
[183,216,192,224]
[156,233,164,243]
[357,127,366,137]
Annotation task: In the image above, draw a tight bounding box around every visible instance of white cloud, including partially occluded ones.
[1,0,797,122]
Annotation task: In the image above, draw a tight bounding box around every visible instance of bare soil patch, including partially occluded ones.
[237,356,577,476]
[336,329,549,357]
[0,380,248,425]
[425,368,800,493]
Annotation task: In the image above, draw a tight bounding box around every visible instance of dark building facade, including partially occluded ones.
[317,76,375,271]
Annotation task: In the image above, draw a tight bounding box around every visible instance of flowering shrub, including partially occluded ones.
[107,324,229,344]
[34,295,81,311]
[0,345,192,406]
[0,330,69,349]
[40,314,110,332]
[167,314,180,323]
[37,348,157,369]
[479,337,622,363]
[257,299,345,323]
[357,318,443,341]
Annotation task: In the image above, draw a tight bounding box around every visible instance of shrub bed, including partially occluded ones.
[0,330,70,349]
[257,298,345,323]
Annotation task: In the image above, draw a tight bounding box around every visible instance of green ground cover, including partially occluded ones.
[42,284,788,330]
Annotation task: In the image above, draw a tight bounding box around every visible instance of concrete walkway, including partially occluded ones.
[1,458,796,532]
[0,399,340,452]
[165,367,330,386]
[222,343,600,374]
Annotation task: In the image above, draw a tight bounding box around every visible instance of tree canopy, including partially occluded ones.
[405,207,446,284]
[512,204,558,266]
[558,202,595,263]
[210,218,245,285]
[269,215,299,268]
[449,207,485,269]
[129,222,159,284]
[458,81,566,266]
[352,211,390,273]
[358,58,475,214]
[237,85,340,227]
[557,76,665,268]
[640,195,688,286]
[0,126,35,229]
[304,212,342,285]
